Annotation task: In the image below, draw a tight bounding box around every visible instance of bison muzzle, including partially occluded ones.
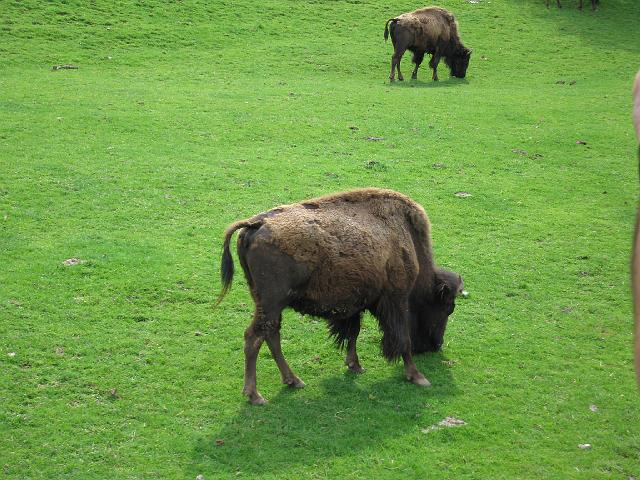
[216,188,463,405]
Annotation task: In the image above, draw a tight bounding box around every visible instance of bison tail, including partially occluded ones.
[384,18,397,42]
[214,219,259,309]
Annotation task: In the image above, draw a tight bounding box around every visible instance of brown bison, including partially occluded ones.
[632,71,640,385]
[545,0,599,9]
[384,6,471,82]
[217,188,463,404]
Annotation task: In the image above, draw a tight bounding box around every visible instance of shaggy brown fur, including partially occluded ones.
[632,72,640,385]
[384,6,471,82]
[217,188,463,404]
[545,0,599,10]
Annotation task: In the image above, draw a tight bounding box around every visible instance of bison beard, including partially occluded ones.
[216,188,463,405]
[384,6,471,82]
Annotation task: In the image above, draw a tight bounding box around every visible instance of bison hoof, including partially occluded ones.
[247,392,267,405]
[244,387,267,405]
[285,376,306,389]
[251,395,267,405]
[408,374,432,387]
[347,362,365,374]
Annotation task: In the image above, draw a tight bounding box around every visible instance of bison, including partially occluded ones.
[216,188,463,404]
[384,6,471,82]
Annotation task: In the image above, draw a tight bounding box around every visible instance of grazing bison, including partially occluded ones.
[384,6,471,82]
[217,188,463,404]
[632,71,640,385]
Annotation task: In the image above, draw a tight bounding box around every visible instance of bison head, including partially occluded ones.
[446,47,472,79]
[411,268,463,354]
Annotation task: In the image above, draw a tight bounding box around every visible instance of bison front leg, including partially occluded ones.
[402,352,431,387]
[344,316,364,373]
[429,51,442,81]
[376,295,430,386]
[411,51,425,80]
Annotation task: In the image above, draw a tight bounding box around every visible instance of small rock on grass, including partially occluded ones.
[589,404,598,412]
[63,258,83,266]
[454,192,471,198]
[421,416,466,433]
[578,443,592,450]
[52,64,78,70]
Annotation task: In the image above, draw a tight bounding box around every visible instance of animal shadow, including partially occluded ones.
[388,77,469,89]
[189,351,456,477]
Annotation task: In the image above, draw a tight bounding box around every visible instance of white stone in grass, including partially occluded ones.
[63,258,83,266]
[589,404,598,412]
[7,352,16,358]
[196,475,205,480]
[578,444,592,450]
[421,416,466,434]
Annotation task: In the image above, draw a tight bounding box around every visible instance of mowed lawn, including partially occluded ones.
[1,0,639,478]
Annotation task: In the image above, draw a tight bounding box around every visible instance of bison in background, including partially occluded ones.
[216,188,463,405]
[384,6,471,82]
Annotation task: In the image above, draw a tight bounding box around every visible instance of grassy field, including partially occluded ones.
[2,0,640,478]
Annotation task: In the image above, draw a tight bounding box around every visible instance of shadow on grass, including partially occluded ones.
[190,351,456,477]
[387,77,470,89]
[526,0,640,54]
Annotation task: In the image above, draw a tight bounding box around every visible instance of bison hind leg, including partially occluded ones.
[411,50,425,80]
[241,237,308,404]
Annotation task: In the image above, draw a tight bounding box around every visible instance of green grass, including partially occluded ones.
[1,0,639,478]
